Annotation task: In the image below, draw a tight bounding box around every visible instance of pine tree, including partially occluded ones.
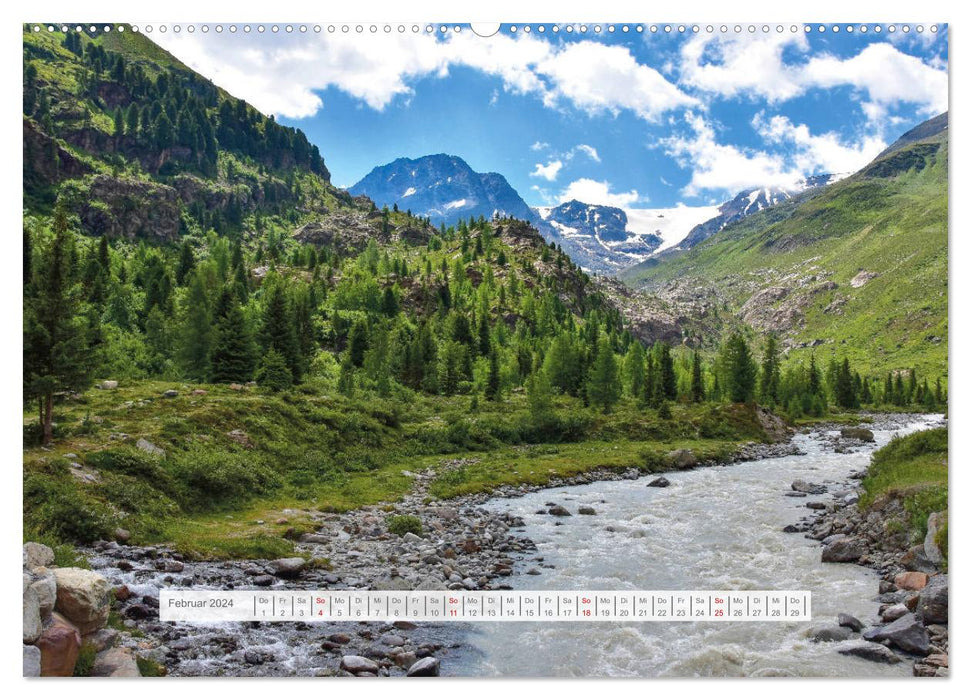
[485,349,501,401]
[176,239,195,285]
[721,332,757,404]
[625,342,646,399]
[656,342,677,401]
[808,353,821,396]
[260,281,301,380]
[210,298,256,383]
[526,370,554,424]
[255,348,293,391]
[23,208,96,444]
[758,334,781,405]
[179,272,212,380]
[834,358,857,409]
[337,353,356,397]
[586,335,620,413]
[347,317,370,368]
[690,351,705,403]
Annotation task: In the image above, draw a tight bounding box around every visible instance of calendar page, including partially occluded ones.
[21,12,949,683]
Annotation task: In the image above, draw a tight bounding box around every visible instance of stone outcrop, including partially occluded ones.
[53,567,111,634]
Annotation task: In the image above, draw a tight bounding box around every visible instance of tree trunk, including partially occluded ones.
[43,393,53,446]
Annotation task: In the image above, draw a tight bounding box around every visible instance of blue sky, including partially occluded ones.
[154,23,948,208]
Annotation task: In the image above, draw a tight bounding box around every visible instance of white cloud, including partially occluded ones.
[530,141,550,151]
[535,40,698,121]
[662,112,804,196]
[679,33,948,122]
[530,160,564,181]
[802,43,948,117]
[753,112,886,175]
[153,31,694,121]
[679,32,810,102]
[574,144,601,162]
[559,178,642,207]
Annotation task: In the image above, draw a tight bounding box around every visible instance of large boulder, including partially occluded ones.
[23,645,42,677]
[836,641,901,664]
[269,557,306,578]
[92,646,141,677]
[838,613,864,632]
[36,613,82,676]
[667,449,697,469]
[647,477,670,488]
[30,567,57,618]
[894,571,928,591]
[548,505,571,517]
[840,427,875,442]
[406,656,441,676]
[812,626,853,643]
[23,542,55,570]
[821,536,864,563]
[23,573,42,644]
[862,613,930,655]
[917,575,948,624]
[340,655,379,675]
[53,567,110,634]
[923,513,944,565]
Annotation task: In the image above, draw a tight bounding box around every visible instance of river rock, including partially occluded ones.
[836,641,901,664]
[341,655,379,674]
[647,477,670,488]
[548,505,571,517]
[880,604,909,622]
[406,656,440,676]
[36,613,82,676]
[269,557,306,578]
[666,449,697,469]
[578,506,596,515]
[114,528,131,543]
[840,427,875,442]
[821,536,864,563]
[99,380,119,390]
[838,613,864,633]
[899,545,937,573]
[894,571,928,591]
[812,626,853,643]
[23,644,42,677]
[83,628,119,653]
[791,480,826,495]
[300,533,329,544]
[92,646,140,677]
[53,567,110,634]
[23,574,42,644]
[917,575,948,624]
[30,567,57,618]
[923,513,944,565]
[862,613,930,654]
[24,542,55,569]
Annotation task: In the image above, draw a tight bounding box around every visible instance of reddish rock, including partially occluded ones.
[36,613,81,677]
[113,584,133,602]
[895,571,929,591]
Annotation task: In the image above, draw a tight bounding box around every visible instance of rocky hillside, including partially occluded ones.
[22,27,407,246]
[620,113,948,378]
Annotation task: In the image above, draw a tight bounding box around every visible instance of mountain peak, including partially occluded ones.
[349,153,537,228]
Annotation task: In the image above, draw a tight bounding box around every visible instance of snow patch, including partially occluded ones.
[401,187,417,198]
[624,204,723,253]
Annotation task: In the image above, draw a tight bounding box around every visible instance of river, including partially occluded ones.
[447,414,943,677]
[87,414,943,677]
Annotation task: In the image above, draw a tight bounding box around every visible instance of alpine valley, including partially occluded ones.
[21,25,948,680]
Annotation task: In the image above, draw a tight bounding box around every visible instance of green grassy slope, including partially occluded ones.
[621,117,948,380]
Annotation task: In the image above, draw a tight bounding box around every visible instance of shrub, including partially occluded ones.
[23,473,117,544]
[73,643,97,676]
[167,447,280,511]
[256,348,293,391]
[387,514,423,537]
